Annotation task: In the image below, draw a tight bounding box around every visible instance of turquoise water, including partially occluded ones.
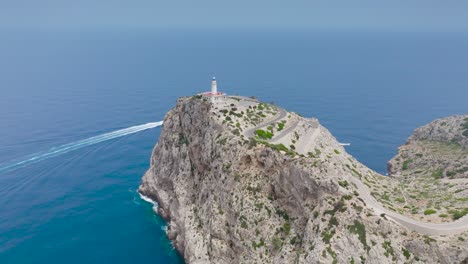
[0,30,467,263]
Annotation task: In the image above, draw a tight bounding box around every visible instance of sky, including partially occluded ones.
[1,0,468,32]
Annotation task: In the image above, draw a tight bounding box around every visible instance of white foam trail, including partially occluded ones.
[138,191,159,211]
[0,121,163,173]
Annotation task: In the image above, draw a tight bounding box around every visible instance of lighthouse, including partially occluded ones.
[200,76,225,102]
[211,77,217,95]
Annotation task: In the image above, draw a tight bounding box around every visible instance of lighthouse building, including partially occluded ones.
[201,77,226,102]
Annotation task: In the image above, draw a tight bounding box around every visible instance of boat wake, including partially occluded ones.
[0,121,163,173]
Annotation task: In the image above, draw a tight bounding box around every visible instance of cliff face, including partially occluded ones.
[139,97,467,264]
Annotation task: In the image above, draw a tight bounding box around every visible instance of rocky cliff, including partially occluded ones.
[139,97,467,264]
[388,115,468,178]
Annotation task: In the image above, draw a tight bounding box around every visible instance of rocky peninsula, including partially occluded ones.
[139,96,468,263]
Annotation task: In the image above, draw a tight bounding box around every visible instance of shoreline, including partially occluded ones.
[138,191,159,212]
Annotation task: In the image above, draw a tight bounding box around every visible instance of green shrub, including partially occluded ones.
[432,169,443,179]
[255,129,273,140]
[315,148,321,155]
[329,216,339,227]
[290,236,297,245]
[402,159,413,170]
[271,143,288,152]
[402,248,411,259]
[278,122,285,131]
[382,241,395,259]
[248,138,257,148]
[450,208,468,220]
[348,220,367,249]
[463,129,468,138]
[321,229,335,244]
[423,235,436,244]
[424,209,437,215]
[276,209,290,221]
[395,197,405,203]
[178,133,189,145]
[241,221,248,229]
[252,238,265,249]
[446,171,457,177]
[283,222,291,235]
[334,149,340,154]
[338,180,349,188]
[462,118,468,129]
[327,247,338,264]
[272,236,282,251]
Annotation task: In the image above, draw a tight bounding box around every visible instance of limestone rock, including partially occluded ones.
[139,97,468,263]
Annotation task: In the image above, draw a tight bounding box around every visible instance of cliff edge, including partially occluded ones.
[139,96,467,264]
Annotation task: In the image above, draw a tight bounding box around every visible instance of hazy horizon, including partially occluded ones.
[1,0,468,32]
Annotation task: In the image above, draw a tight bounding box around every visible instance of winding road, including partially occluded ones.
[347,175,468,236]
[242,102,468,236]
[244,107,288,139]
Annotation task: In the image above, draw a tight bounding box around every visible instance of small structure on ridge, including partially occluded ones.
[201,77,226,102]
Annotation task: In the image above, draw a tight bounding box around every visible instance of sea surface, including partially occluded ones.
[0,29,467,263]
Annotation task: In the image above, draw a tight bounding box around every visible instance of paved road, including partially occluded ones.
[269,120,299,143]
[244,107,288,139]
[294,125,320,154]
[242,102,468,236]
[347,175,468,236]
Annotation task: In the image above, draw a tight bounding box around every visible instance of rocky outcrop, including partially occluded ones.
[139,97,468,264]
[388,115,468,178]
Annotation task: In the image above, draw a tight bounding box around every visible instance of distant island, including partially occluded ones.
[139,80,468,263]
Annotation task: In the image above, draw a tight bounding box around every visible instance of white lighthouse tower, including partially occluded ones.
[211,77,217,95]
[200,76,225,102]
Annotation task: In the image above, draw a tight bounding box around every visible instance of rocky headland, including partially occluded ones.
[139,96,468,263]
[386,115,468,223]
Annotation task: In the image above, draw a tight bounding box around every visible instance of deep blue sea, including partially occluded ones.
[0,29,467,263]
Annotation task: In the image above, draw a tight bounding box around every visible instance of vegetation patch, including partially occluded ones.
[271,236,282,251]
[450,208,468,220]
[321,229,336,244]
[327,246,338,264]
[255,129,273,140]
[402,159,413,170]
[252,238,265,249]
[178,133,189,145]
[276,209,290,221]
[348,220,368,249]
[423,209,437,215]
[277,122,285,131]
[338,180,349,188]
[257,140,296,155]
[462,118,468,138]
[463,130,468,138]
[402,247,411,259]
[329,216,339,227]
[382,241,395,259]
[423,235,436,245]
[241,220,248,229]
[432,169,444,179]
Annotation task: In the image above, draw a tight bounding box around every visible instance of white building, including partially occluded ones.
[200,77,226,102]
